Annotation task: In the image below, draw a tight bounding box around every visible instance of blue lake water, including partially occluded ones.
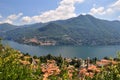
[2,40,120,59]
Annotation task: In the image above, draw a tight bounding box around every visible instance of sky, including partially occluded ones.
[0,0,120,25]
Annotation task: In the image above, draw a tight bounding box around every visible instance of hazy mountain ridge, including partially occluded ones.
[1,14,120,45]
[0,23,18,32]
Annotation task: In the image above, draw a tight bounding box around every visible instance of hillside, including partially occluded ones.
[1,14,120,45]
[0,23,18,32]
[0,23,18,38]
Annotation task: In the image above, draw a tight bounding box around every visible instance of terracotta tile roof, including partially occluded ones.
[79,64,100,78]
[41,60,60,80]
[97,59,118,67]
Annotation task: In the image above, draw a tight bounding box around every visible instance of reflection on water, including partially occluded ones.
[2,40,120,59]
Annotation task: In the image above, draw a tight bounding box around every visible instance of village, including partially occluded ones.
[19,52,120,80]
[23,38,56,46]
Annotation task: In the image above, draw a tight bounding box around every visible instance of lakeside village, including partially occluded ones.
[0,40,120,80]
[23,38,56,46]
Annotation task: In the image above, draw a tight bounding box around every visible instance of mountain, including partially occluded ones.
[1,14,120,45]
[0,23,18,32]
[0,23,18,38]
[2,23,44,41]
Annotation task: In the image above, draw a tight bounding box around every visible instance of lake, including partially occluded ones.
[2,40,120,59]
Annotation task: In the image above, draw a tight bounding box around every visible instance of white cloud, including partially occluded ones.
[111,0,120,10]
[106,8,113,13]
[81,13,87,15]
[89,7,113,15]
[0,13,23,24]
[3,19,13,24]
[21,16,32,23]
[0,19,13,24]
[89,0,120,17]
[89,7,105,15]
[21,0,84,24]
[7,13,23,21]
[118,16,120,19]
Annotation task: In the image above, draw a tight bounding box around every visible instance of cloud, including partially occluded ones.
[111,0,120,10]
[2,19,13,24]
[89,0,120,17]
[89,7,105,15]
[0,19,13,24]
[89,7,113,15]
[21,16,32,23]
[118,16,120,19]
[7,13,23,21]
[21,0,84,24]
[0,13,23,24]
